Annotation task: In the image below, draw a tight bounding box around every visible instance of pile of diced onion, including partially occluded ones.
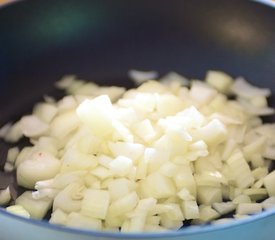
[1,70,275,232]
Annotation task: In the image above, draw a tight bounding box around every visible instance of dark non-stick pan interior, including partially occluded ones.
[0,0,275,124]
[0,0,275,222]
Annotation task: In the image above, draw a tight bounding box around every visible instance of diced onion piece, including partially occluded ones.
[130,198,157,222]
[243,136,267,160]
[53,182,84,212]
[252,167,268,180]
[186,140,208,161]
[160,72,189,87]
[15,191,52,219]
[112,120,134,142]
[173,166,196,197]
[96,86,126,102]
[233,214,249,220]
[177,188,195,201]
[108,142,144,164]
[161,203,184,221]
[35,137,59,157]
[263,145,275,160]
[77,134,101,155]
[4,121,23,143]
[81,189,110,220]
[206,70,233,93]
[57,96,77,112]
[33,103,58,123]
[120,219,131,232]
[72,82,98,96]
[17,152,61,189]
[20,115,49,138]
[195,119,227,146]
[159,162,178,177]
[242,188,268,201]
[139,172,176,199]
[195,158,217,174]
[133,119,156,143]
[32,187,59,200]
[135,156,148,180]
[66,212,102,230]
[189,81,217,105]
[129,212,148,232]
[212,202,236,215]
[263,171,275,196]
[226,150,254,188]
[0,122,12,138]
[108,192,139,217]
[181,200,199,220]
[4,147,19,172]
[4,162,14,172]
[66,80,86,95]
[197,186,222,205]
[229,187,243,200]
[146,216,161,226]
[198,205,220,222]
[137,80,167,94]
[108,156,133,177]
[55,75,76,89]
[128,70,158,85]
[156,94,185,117]
[159,217,182,230]
[98,155,113,168]
[262,197,275,210]
[195,171,227,187]
[50,111,79,139]
[139,199,159,214]
[91,166,113,180]
[212,218,234,225]
[61,148,98,172]
[145,148,170,174]
[7,147,19,164]
[43,95,56,104]
[105,215,125,229]
[76,95,114,138]
[231,77,271,99]
[250,96,268,108]
[0,187,11,205]
[254,124,275,139]
[233,195,251,204]
[237,98,275,116]
[6,205,30,218]
[108,178,135,201]
[15,147,33,168]
[236,203,262,215]
[49,208,68,225]
[253,179,265,189]
[250,154,265,169]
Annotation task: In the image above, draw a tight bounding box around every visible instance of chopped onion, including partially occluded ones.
[20,115,49,138]
[128,70,159,85]
[231,77,271,99]
[6,205,30,218]
[0,122,12,138]
[0,187,11,206]
[1,70,275,233]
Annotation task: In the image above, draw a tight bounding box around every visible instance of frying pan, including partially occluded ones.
[0,0,275,240]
